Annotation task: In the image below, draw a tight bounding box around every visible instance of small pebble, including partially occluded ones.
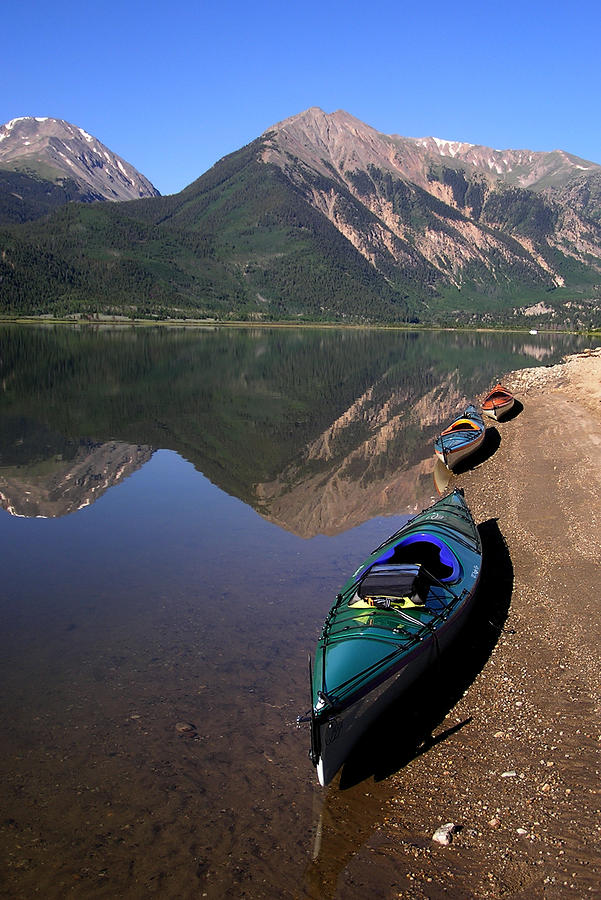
[175,721,196,734]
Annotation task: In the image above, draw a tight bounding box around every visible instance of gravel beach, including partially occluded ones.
[306,348,601,899]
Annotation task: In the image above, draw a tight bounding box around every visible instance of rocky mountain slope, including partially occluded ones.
[1,108,601,324]
[0,117,159,222]
[259,108,601,311]
[263,108,601,193]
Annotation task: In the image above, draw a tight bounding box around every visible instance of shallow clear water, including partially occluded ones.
[0,325,597,897]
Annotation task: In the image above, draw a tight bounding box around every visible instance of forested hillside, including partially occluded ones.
[0,140,418,322]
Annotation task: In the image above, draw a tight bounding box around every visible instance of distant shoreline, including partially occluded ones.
[0,316,597,337]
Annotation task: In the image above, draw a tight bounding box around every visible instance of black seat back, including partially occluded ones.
[358,563,428,603]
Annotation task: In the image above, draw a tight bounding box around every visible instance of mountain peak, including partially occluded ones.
[0,116,159,201]
[261,108,601,194]
[265,106,379,136]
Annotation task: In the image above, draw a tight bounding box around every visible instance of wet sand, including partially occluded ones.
[307,348,601,898]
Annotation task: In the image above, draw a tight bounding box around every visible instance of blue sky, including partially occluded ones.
[4,0,601,195]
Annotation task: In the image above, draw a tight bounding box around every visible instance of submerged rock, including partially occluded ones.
[175,721,197,735]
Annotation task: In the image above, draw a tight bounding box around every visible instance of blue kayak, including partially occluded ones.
[434,404,485,469]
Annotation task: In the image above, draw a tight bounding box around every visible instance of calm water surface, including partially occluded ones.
[0,325,597,898]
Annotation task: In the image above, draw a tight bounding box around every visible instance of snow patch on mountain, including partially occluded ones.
[431,137,475,157]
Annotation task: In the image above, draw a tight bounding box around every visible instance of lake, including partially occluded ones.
[0,324,597,898]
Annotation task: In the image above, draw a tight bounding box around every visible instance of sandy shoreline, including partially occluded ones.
[308,348,601,898]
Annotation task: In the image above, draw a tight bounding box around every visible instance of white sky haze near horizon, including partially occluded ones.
[3,0,601,195]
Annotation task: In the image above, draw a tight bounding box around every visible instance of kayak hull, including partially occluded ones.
[315,617,463,786]
[434,430,485,467]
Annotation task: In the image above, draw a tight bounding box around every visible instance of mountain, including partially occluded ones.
[262,108,601,193]
[1,108,601,325]
[259,108,601,316]
[0,117,159,222]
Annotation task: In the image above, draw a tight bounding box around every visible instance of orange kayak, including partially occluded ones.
[481,384,515,420]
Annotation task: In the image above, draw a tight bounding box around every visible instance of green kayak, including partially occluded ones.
[302,489,482,786]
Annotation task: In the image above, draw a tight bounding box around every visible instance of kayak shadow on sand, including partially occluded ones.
[498,398,524,422]
[337,517,513,789]
[451,426,501,474]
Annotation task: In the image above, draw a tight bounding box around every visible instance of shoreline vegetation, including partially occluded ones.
[0,314,600,336]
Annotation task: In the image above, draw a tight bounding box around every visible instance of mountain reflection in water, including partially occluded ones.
[0,325,596,529]
[0,434,152,517]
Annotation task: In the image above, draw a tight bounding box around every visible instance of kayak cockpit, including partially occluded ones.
[442,418,482,435]
[359,530,461,585]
